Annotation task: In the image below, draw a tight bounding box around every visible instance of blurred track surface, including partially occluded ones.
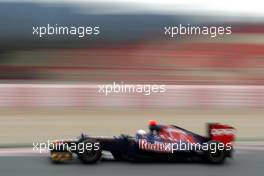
[0,149,263,176]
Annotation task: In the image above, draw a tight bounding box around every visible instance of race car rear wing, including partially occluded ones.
[207,123,235,145]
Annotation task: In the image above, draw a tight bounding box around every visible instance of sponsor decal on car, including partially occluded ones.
[138,139,172,153]
[211,128,235,136]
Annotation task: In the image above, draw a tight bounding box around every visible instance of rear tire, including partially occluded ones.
[77,138,101,164]
[204,141,226,164]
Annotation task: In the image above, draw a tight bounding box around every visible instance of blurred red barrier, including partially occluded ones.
[0,84,263,109]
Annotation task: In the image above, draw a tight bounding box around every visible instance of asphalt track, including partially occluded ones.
[0,149,263,176]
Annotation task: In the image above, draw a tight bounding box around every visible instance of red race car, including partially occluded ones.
[50,121,235,164]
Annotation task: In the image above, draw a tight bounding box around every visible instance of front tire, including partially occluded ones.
[77,138,102,164]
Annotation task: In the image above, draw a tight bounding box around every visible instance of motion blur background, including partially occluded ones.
[0,0,263,146]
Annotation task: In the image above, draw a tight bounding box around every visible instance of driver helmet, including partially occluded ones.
[136,129,147,137]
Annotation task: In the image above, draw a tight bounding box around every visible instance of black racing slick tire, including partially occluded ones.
[77,138,102,164]
[204,141,226,164]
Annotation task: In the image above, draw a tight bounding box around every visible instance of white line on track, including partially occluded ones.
[0,148,48,156]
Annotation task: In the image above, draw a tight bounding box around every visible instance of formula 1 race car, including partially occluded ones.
[50,121,235,164]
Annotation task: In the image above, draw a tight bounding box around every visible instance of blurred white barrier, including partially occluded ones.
[0,84,263,108]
